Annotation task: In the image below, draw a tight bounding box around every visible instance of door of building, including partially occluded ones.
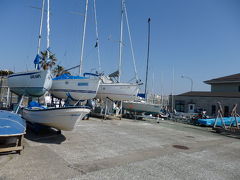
[188,104,195,113]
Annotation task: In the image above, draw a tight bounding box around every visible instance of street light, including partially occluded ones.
[181,75,193,91]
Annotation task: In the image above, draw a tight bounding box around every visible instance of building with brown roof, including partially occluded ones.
[171,74,240,116]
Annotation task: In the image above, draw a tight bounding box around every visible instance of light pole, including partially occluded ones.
[181,75,193,91]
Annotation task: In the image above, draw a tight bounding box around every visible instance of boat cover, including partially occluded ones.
[53,74,88,80]
[198,117,240,126]
[28,101,46,109]
[0,110,26,136]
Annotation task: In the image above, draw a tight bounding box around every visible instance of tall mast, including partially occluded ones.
[144,18,151,100]
[79,0,89,75]
[171,67,175,112]
[93,0,101,71]
[47,0,50,58]
[37,0,45,56]
[118,0,124,82]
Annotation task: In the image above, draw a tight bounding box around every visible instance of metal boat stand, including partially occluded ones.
[213,103,240,135]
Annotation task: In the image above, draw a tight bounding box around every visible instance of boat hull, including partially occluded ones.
[22,107,90,131]
[50,78,100,101]
[123,101,161,114]
[7,70,52,97]
[96,83,139,101]
[0,110,26,137]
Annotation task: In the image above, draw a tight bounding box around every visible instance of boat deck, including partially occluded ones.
[0,117,240,179]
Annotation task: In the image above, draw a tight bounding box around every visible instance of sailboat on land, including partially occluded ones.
[50,0,100,102]
[8,0,52,97]
[8,70,52,97]
[123,18,163,115]
[96,73,139,101]
[96,0,139,101]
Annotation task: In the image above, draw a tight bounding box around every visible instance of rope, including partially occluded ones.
[79,0,89,75]
[123,1,139,81]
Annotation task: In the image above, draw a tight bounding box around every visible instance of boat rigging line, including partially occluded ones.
[122,0,139,82]
[79,0,89,75]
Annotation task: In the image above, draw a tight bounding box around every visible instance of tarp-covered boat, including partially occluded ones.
[0,110,26,137]
[198,117,240,127]
[50,74,100,101]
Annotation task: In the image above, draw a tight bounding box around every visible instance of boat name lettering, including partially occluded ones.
[30,74,41,79]
[78,83,88,86]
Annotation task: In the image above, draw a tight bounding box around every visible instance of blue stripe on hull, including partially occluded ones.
[52,89,96,94]
[8,72,40,78]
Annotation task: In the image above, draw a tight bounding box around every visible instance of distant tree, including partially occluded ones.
[0,70,13,76]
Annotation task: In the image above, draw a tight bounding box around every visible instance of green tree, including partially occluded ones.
[0,70,13,76]
[53,65,70,77]
[40,50,57,70]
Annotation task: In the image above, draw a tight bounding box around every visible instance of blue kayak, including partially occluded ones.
[0,110,26,136]
[198,117,240,127]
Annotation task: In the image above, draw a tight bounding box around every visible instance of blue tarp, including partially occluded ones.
[28,101,45,109]
[0,110,26,136]
[137,93,146,99]
[34,54,41,70]
[53,74,88,80]
[198,117,240,127]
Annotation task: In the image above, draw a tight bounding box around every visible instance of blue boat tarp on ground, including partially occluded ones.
[0,110,26,136]
[198,117,240,127]
[53,74,88,80]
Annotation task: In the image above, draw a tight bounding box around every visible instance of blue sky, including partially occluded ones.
[0,0,240,95]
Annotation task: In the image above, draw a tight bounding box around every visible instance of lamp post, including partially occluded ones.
[181,75,193,91]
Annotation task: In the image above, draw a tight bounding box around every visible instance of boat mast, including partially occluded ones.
[171,67,175,112]
[79,0,89,75]
[36,0,45,69]
[47,0,50,58]
[118,0,124,82]
[144,18,151,100]
[93,0,101,72]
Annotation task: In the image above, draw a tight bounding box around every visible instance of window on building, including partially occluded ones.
[211,105,216,116]
[175,100,185,112]
[189,105,193,110]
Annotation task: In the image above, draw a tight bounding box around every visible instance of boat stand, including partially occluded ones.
[213,103,240,135]
[15,95,24,114]
[0,134,24,154]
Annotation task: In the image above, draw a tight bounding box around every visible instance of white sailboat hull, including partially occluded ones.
[22,107,90,131]
[7,70,52,97]
[96,83,139,101]
[123,101,161,114]
[50,78,100,101]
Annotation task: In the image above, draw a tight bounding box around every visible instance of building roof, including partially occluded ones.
[177,91,240,98]
[204,73,240,84]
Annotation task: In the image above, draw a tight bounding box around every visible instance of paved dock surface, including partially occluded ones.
[0,118,240,180]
